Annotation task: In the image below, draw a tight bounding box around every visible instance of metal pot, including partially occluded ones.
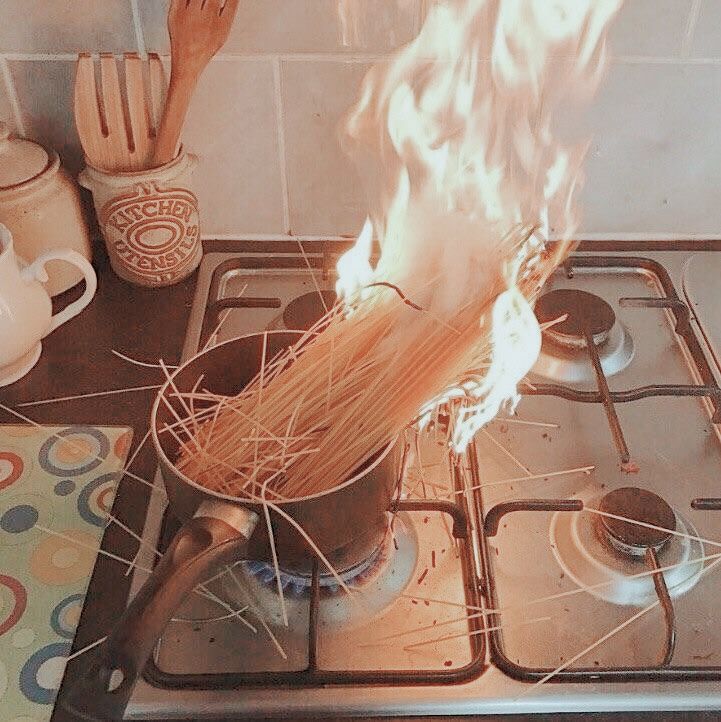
[65,331,400,721]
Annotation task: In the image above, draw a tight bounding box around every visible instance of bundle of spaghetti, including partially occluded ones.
[171,0,621,500]
[173,227,569,500]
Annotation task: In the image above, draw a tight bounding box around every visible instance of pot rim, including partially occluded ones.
[150,329,399,506]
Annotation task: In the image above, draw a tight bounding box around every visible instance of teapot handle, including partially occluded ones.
[22,250,98,335]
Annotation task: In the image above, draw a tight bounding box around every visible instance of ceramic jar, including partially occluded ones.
[0,123,93,297]
[79,150,201,288]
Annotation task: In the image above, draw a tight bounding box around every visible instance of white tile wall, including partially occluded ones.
[282,60,372,236]
[140,0,419,55]
[609,0,694,57]
[0,0,718,239]
[0,0,136,54]
[690,1,721,58]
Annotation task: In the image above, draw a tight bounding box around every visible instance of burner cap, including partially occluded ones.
[283,290,336,331]
[536,289,616,348]
[598,487,676,554]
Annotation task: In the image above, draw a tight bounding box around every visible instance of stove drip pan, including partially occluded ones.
[533,289,634,384]
[549,488,705,606]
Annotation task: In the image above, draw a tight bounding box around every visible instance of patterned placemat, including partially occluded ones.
[0,424,132,722]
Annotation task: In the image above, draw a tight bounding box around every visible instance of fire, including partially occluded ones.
[337,0,622,450]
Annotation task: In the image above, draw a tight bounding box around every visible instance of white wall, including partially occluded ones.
[0,0,717,240]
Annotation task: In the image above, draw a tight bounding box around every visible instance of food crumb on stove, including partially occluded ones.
[441,548,446,554]
[495,547,499,556]
[417,568,429,584]
[621,460,640,474]
[499,423,508,433]
[424,600,430,606]
[393,536,399,550]
[594,661,600,666]
[503,523,507,529]
[559,572,564,579]
[432,550,436,568]
[564,607,570,612]
[411,599,418,605]
[444,660,453,667]
[433,620,437,625]
[423,516,429,523]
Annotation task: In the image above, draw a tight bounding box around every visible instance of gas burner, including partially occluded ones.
[533,289,634,383]
[222,512,419,630]
[550,487,704,605]
[537,289,616,349]
[283,290,337,331]
[597,487,676,557]
[243,533,389,597]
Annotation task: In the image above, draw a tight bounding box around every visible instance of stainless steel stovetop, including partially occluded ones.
[126,241,721,718]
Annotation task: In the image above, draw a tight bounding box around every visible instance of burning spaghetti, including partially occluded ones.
[174,0,623,499]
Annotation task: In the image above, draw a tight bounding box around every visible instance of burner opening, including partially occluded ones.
[244,529,391,598]
[536,289,616,349]
[283,290,337,331]
[597,487,676,557]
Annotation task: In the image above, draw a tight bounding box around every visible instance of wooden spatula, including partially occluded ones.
[74,52,167,172]
[152,0,240,166]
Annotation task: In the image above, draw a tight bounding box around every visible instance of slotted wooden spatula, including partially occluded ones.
[74,52,167,172]
[152,0,240,166]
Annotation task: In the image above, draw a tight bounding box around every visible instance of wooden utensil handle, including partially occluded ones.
[152,68,198,166]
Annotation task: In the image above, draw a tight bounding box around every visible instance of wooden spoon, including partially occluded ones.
[152,0,240,166]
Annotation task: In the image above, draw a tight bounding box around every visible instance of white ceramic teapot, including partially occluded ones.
[0,223,97,386]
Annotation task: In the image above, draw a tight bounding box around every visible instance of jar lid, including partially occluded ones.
[0,122,50,188]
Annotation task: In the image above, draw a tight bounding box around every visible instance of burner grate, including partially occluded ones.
[529,256,721,467]
[144,498,485,690]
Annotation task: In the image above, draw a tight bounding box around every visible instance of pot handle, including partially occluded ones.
[63,502,258,721]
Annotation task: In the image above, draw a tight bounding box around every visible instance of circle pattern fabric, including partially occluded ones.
[49,594,84,639]
[38,427,109,477]
[0,424,130,719]
[0,575,27,636]
[0,494,54,548]
[19,642,71,705]
[77,473,118,527]
[29,529,97,586]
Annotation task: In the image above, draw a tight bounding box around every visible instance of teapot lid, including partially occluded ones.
[0,122,50,188]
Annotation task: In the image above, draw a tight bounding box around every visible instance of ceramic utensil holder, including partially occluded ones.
[79,150,201,288]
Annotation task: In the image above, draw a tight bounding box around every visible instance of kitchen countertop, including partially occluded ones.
[1,245,716,722]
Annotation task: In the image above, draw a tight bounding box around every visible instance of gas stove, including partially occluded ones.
[124,240,721,718]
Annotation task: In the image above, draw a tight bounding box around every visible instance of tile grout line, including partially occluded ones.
[3,51,721,66]
[272,55,291,234]
[0,57,25,136]
[129,0,147,57]
[201,232,721,243]
[680,0,702,59]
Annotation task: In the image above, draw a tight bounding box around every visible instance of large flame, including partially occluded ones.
[336,0,622,450]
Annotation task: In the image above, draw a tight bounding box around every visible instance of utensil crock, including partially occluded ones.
[79,149,201,288]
